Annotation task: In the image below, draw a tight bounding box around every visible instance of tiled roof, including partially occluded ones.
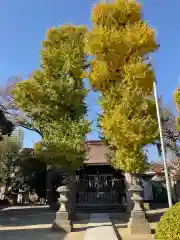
[149,163,164,173]
[85,141,167,170]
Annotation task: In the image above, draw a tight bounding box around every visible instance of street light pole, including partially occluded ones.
[153,80,173,207]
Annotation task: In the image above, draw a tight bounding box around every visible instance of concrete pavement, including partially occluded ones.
[84,213,118,240]
[0,206,158,239]
[0,206,83,240]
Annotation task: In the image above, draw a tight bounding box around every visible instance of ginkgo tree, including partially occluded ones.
[12,25,90,172]
[85,0,159,175]
[174,88,180,134]
[171,83,180,185]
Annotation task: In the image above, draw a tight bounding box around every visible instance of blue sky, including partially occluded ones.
[1,0,180,161]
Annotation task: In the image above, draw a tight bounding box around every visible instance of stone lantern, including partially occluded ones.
[128,178,151,234]
[53,185,72,232]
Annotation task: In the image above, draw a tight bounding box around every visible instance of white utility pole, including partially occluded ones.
[153,81,173,207]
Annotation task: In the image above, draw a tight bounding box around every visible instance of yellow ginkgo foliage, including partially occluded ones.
[86,0,159,174]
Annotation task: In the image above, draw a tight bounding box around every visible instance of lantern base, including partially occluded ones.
[128,210,151,234]
[52,220,72,232]
[52,211,72,232]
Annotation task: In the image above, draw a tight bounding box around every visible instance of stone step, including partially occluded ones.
[76,205,126,213]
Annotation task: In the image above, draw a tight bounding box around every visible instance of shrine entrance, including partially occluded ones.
[76,170,126,206]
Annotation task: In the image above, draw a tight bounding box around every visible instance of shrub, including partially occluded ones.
[155,202,180,240]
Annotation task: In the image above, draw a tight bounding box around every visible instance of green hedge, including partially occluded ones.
[155,202,180,240]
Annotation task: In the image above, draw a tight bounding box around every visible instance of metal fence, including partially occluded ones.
[76,174,126,206]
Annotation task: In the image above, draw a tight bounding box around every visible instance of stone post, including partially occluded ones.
[124,173,133,213]
[52,185,72,232]
[128,178,151,234]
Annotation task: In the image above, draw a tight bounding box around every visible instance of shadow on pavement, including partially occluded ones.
[0,207,85,239]
[147,208,167,224]
[0,228,67,240]
[0,208,56,227]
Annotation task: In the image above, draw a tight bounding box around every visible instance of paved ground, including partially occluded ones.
[84,213,118,240]
[118,229,153,240]
[0,206,166,239]
[0,206,84,240]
